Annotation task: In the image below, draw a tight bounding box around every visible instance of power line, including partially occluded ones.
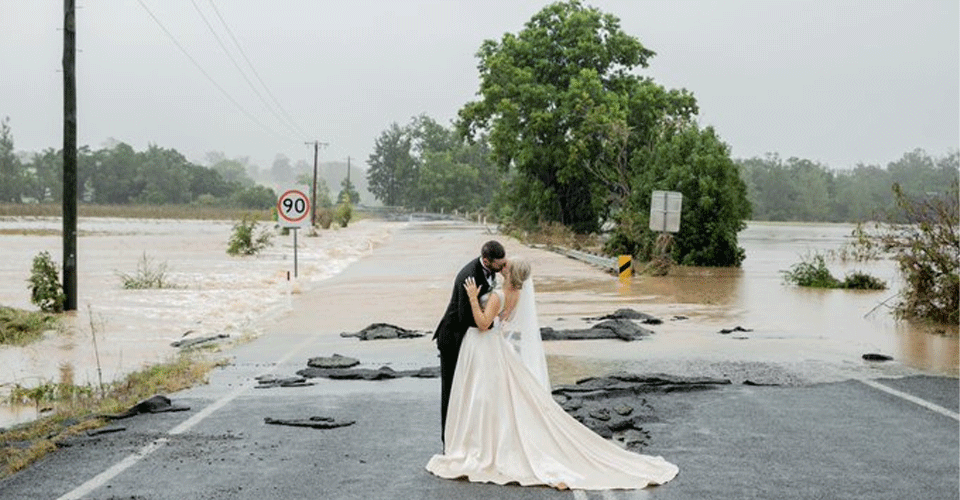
[188,0,306,141]
[135,0,296,143]
[207,0,312,139]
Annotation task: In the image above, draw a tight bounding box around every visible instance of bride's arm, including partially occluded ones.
[464,277,500,332]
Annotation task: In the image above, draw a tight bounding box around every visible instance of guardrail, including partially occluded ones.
[531,245,618,274]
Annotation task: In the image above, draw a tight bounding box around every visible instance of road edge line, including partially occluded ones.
[858,378,959,422]
[56,331,321,500]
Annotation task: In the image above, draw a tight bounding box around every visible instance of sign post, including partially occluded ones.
[648,190,683,275]
[277,188,311,278]
[649,190,683,233]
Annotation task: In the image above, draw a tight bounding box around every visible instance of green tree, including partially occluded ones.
[366,122,415,206]
[87,142,139,204]
[338,177,360,205]
[135,145,192,204]
[210,157,254,188]
[24,148,62,202]
[230,184,276,210]
[458,1,695,233]
[0,117,24,203]
[609,124,750,266]
[403,115,496,212]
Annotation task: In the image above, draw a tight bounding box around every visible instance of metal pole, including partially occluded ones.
[310,141,318,227]
[293,227,298,278]
[62,0,77,311]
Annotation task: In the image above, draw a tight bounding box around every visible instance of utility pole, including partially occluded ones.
[62,0,77,311]
[305,140,328,227]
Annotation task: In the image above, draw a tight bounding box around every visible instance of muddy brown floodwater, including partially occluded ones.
[0,217,956,428]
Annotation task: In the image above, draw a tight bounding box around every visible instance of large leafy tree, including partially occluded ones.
[407,115,497,212]
[618,124,751,266]
[366,122,415,206]
[458,0,695,233]
[88,142,139,204]
[135,145,192,204]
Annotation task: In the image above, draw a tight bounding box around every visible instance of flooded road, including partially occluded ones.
[0,217,956,428]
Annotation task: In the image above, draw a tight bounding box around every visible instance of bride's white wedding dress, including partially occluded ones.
[426,282,679,490]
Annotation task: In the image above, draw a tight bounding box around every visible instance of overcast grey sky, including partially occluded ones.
[2,1,957,173]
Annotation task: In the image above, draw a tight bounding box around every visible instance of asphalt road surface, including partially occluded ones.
[2,221,957,500]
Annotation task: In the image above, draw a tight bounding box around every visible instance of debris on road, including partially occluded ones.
[171,334,230,349]
[102,395,190,420]
[255,375,315,388]
[264,416,356,429]
[339,323,427,340]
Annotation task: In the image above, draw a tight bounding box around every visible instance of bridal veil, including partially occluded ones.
[503,277,550,391]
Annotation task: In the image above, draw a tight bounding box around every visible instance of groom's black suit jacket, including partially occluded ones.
[434,257,493,350]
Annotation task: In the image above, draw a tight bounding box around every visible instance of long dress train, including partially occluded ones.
[426,290,679,490]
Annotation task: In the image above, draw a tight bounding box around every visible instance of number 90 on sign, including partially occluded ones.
[277,189,310,227]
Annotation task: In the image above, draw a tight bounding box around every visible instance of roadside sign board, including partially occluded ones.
[649,190,682,233]
[277,188,311,228]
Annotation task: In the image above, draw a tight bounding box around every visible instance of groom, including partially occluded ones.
[434,240,506,444]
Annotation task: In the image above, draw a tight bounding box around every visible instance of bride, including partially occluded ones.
[426,259,679,490]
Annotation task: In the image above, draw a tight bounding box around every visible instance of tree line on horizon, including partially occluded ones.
[739,149,958,224]
[0,117,367,211]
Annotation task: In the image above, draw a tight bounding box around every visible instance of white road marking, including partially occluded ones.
[858,378,960,422]
[56,332,321,500]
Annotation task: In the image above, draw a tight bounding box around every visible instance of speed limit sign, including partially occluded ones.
[277,189,311,228]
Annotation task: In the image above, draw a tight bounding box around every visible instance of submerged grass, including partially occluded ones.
[0,307,58,346]
[0,352,227,480]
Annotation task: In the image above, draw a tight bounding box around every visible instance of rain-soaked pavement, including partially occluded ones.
[1,220,957,500]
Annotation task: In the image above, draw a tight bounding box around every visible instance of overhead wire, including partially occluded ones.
[135,0,297,144]
[188,0,307,142]
[206,0,313,140]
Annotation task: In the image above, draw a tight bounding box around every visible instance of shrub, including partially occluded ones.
[881,183,959,323]
[227,215,273,256]
[841,272,887,290]
[781,254,841,288]
[117,252,175,289]
[334,194,353,228]
[27,251,65,313]
[316,207,334,229]
[782,253,887,291]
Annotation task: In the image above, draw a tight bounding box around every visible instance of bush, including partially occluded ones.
[227,215,273,256]
[841,272,887,290]
[117,252,175,289]
[781,254,841,288]
[27,251,65,313]
[781,253,886,290]
[881,183,958,323]
[316,207,334,229]
[334,194,353,228]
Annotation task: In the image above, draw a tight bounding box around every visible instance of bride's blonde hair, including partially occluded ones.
[507,259,531,289]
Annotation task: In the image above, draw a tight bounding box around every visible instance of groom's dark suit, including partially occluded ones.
[434,256,494,443]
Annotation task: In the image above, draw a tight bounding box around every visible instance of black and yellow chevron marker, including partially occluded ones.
[618,255,632,279]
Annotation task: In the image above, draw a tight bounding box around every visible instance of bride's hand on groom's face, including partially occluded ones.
[463,277,480,298]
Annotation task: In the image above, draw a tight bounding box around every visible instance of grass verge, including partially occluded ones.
[0,352,227,480]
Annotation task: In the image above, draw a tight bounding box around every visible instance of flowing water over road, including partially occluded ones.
[1,217,956,428]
